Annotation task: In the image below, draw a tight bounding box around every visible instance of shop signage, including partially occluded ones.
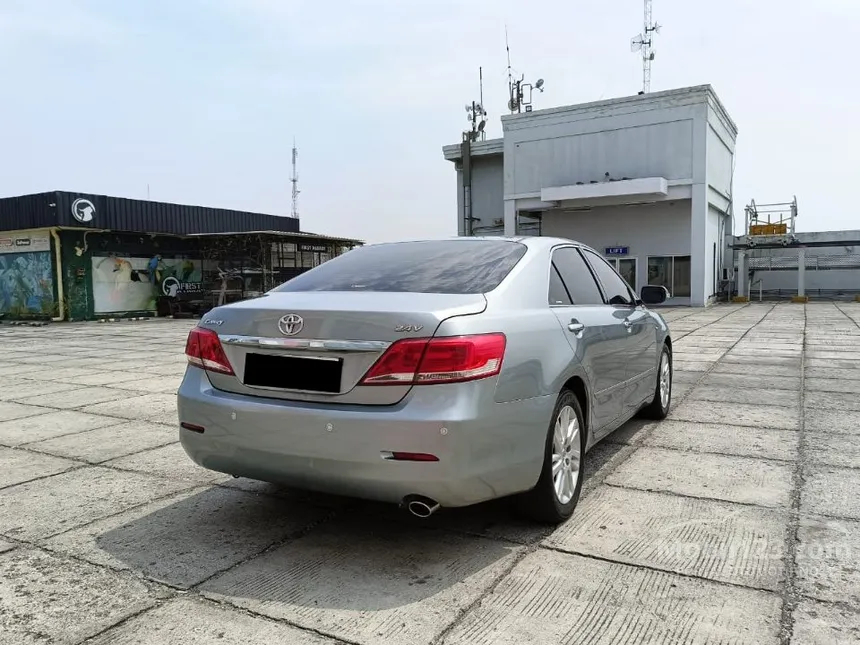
[298,243,328,253]
[161,276,204,297]
[0,233,50,254]
[605,246,629,256]
[71,198,96,223]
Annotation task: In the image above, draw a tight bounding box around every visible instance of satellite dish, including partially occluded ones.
[535,78,545,90]
[508,97,519,111]
[477,120,486,133]
[631,36,643,52]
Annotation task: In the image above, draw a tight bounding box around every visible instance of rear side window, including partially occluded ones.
[548,264,573,305]
[274,240,527,294]
[581,249,634,306]
[551,247,604,305]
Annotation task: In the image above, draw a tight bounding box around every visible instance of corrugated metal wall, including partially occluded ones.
[0,191,301,236]
[0,192,57,230]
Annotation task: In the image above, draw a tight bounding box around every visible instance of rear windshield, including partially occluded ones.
[273,239,527,294]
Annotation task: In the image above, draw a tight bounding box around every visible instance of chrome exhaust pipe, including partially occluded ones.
[403,495,440,518]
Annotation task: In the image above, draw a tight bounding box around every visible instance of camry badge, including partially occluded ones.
[278,314,304,336]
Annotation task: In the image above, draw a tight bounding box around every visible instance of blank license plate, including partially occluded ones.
[244,353,343,393]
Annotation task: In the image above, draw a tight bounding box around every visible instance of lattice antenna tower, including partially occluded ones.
[290,139,300,219]
[630,0,661,93]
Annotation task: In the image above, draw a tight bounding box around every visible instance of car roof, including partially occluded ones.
[358,236,586,251]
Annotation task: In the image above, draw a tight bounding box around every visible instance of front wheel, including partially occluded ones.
[517,390,586,524]
[639,344,672,420]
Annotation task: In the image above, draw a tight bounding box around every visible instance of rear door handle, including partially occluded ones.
[568,319,585,334]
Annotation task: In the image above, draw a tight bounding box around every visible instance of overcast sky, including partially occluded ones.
[1,0,857,243]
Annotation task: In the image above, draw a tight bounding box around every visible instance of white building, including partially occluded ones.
[442,85,739,306]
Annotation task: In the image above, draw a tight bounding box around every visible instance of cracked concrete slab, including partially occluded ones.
[795,515,860,606]
[687,384,799,406]
[0,380,82,402]
[802,466,860,520]
[0,547,159,645]
[0,466,193,540]
[720,354,801,367]
[605,447,793,508]
[712,362,801,377]
[79,392,180,425]
[200,517,523,645]
[804,367,860,381]
[545,485,786,590]
[804,408,860,435]
[805,358,860,370]
[0,409,122,447]
[3,304,860,644]
[0,401,51,422]
[104,442,229,486]
[26,421,177,463]
[805,390,860,412]
[805,433,860,468]
[43,485,330,589]
[644,420,799,461]
[805,377,860,395]
[668,399,800,430]
[0,447,79,489]
[87,597,337,644]
[672,360,715,372]
[13,386,130,410]
[700,372,801,390]
[440,549,782,645]
[792,598,860,644]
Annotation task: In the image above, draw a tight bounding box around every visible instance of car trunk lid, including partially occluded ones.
[203,291,487,405]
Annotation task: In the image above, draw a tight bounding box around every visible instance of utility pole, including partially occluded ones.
[290,139,299,220]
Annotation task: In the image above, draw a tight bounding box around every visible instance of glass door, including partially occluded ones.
[608,257,637,291]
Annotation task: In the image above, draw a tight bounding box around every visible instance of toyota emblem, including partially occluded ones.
[278,314,304,336]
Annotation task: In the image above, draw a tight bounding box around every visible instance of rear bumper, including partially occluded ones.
[177,367,553,507]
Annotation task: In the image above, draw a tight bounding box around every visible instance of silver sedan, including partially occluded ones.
[177,237,672,524]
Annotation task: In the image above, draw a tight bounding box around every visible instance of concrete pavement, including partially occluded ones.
[1,303,859,644]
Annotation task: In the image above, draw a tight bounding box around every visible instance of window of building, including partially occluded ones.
[550,247,604,305]
[606,257,637,292]
[647,255,691,298]
[581,249,634,306]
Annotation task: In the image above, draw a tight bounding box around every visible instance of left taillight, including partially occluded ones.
[185,327,235,375]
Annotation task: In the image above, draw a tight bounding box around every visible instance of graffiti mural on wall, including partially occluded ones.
[0,233,54,316]
[91,255,202,313]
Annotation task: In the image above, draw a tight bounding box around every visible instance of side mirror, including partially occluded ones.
[640,285,670,305]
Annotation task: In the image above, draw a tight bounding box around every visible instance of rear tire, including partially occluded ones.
[517,389,586,524]
[639,344,672,420]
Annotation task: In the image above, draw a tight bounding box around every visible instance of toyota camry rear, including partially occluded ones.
[177,238,556,514]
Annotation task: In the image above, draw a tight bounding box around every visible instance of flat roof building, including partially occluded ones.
[443,85,739,306]
[0,190,362,321]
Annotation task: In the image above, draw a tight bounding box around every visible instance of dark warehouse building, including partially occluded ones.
[0,191,362,321]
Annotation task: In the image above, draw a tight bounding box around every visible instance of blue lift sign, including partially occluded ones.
[605,246,629,256]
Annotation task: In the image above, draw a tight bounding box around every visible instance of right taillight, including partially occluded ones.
[185,327,235,375]
[360,333,506,386]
